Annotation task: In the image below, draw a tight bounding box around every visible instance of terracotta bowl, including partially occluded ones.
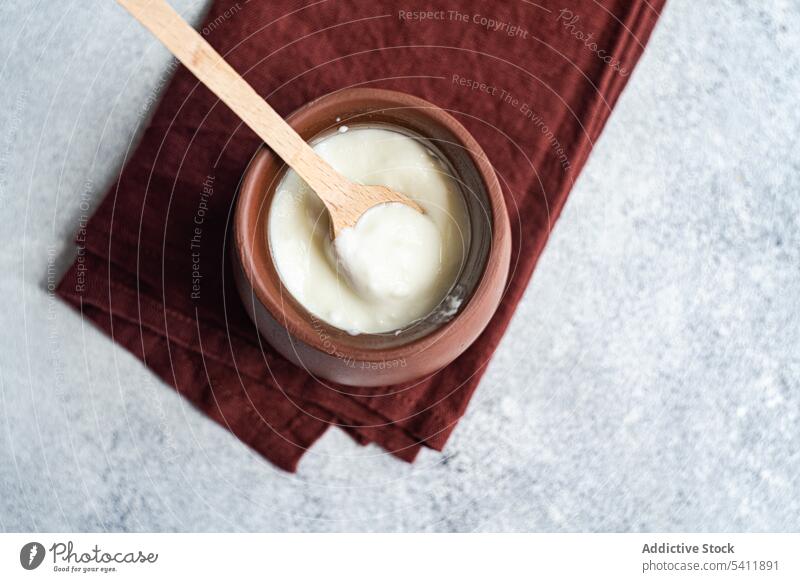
[233,88,510,386]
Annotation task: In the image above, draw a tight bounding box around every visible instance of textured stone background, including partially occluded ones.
[1,0,798,532]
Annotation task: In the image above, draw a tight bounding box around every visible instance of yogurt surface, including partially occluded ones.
[268,126,470,334]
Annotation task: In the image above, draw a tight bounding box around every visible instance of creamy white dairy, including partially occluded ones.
[268,126,470,334]
[334,203,444,303]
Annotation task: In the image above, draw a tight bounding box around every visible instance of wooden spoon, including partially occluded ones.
[116,0,422,237]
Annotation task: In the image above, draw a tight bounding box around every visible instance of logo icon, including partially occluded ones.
[20,542,46,570]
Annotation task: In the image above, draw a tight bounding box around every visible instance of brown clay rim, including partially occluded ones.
[235,88,508,361]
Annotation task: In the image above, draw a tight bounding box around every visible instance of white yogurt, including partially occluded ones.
[268,126,470,334]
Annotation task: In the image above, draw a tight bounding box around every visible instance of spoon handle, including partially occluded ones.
[116,0,350,198]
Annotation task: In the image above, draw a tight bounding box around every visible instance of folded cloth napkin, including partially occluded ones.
[57,0,665,471]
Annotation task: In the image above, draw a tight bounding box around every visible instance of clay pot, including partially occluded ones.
[233,88,510,386]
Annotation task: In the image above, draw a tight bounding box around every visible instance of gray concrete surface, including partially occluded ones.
[1,0,798,532]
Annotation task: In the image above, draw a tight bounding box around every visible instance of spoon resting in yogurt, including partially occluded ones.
[270,127,470,334]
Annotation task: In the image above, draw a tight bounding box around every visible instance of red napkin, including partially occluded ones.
[57,0,665,471]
